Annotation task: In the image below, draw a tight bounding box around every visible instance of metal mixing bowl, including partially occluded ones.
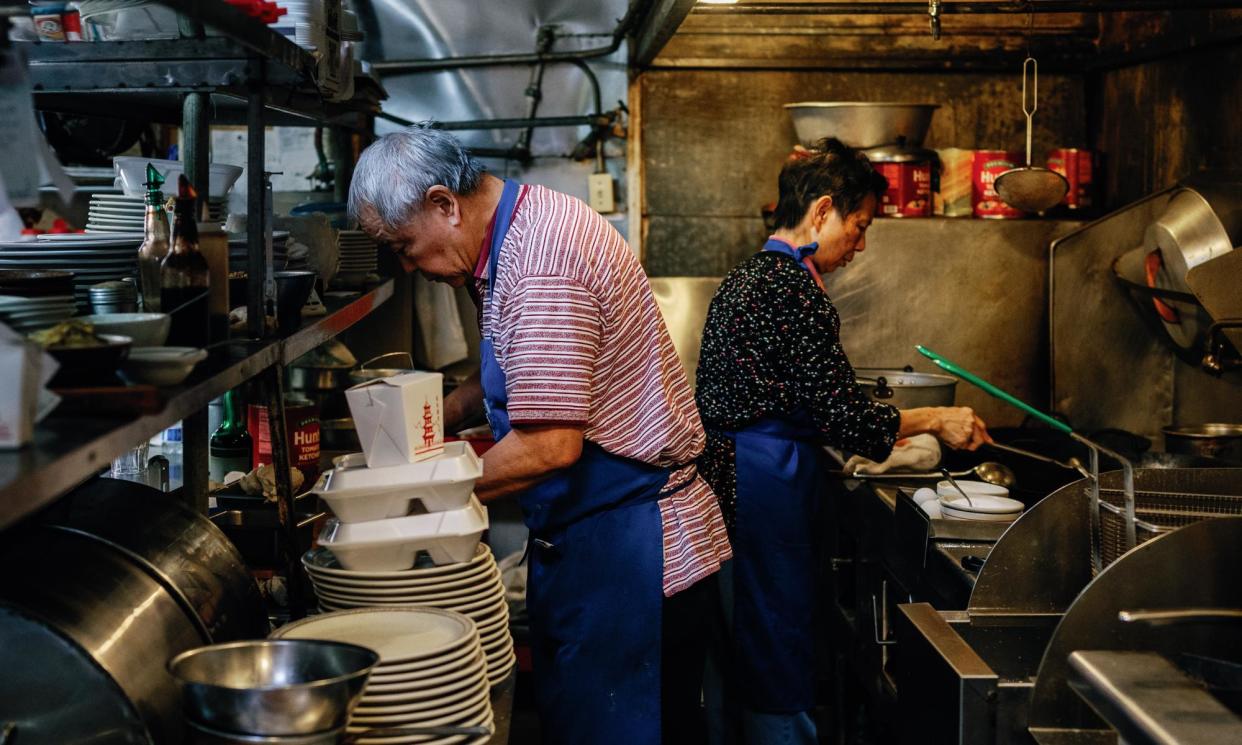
[169,639,379,736]
[784,102,940,149]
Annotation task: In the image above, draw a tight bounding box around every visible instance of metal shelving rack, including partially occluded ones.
[0,0,389,618]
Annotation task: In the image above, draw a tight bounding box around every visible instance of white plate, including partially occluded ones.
[937,492,1024,515]
[353,676,489,720]
[366,648,481,691]
[0,294,76,306]
[271,607,476,665]
[303,543,491,581]
[309,561,496,594]
[320,592,502,618]
[367,638,479,683]
[360,657,486,705]
[312,569,500,602]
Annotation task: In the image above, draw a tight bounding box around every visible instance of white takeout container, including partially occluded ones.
[318,496,489,571]
[346,371,444,468]
[313,442,483,523]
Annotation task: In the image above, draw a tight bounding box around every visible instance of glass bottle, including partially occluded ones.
[136,164,169,312]
[209,390,252,482]
[161,175,210,348]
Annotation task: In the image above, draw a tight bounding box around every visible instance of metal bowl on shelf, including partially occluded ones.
[169,639,379,737]
[784,102,940,149]
[854,367,957,409]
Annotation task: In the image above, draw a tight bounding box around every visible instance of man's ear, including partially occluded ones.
[425,185,460,225]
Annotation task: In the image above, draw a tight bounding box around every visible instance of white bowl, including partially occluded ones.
[940,503,1021,523]
[121,346,207,386]
[935,479,1011,501]
[80,312,171,346]
[113,156,242,198]
[938,491,1024,515]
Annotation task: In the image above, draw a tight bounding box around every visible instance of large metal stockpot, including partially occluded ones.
[855,367,958,409]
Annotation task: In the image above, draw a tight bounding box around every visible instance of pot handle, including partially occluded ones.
[360,351,414,371]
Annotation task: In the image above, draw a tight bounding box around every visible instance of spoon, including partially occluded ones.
[974,461,1017,488]
[940,467,976,507]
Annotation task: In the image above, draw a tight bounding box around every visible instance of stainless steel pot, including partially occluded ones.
[854,367,957,409]
[42,477,270,643]
[0,526,207,744]
[784,102,939,149]
[1163,424,1242,463]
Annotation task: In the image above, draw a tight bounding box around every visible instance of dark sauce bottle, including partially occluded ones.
[161,175,210,348]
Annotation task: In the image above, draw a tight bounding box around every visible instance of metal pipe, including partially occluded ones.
[181,92,210,216]
[518,27,557,154]
[246,69,266,341]
[569,58,604,117]
[371,0,655,74]
[692,0,1239,14]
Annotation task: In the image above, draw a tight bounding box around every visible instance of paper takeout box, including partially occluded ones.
[0,324,60,449]
[345,371,444,468]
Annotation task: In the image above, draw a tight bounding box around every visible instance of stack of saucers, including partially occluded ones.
[336,230,378,286]
[271,607,494,744]
[86,193,226,233]
[303,544,516,687]
[0,293,77,332]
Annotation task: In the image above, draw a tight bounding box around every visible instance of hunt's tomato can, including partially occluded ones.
[249,396,321,483]
[971,150,1025,219]
[875,161,933,218]
[1047,148,1095,211]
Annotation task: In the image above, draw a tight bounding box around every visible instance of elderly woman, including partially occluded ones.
[348,126,731,745]
[695,138,990,744]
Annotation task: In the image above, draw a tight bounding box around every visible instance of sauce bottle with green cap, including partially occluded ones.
[137,164,170,312]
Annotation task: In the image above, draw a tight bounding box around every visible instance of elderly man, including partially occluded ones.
[348,125,732,744]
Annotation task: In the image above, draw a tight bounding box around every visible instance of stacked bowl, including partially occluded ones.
[935,480,1024,523]
[272,607,494,744]
[336,230,378,286]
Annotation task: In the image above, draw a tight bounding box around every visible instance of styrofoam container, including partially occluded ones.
[313,441,482,523]
[319,496,488,571]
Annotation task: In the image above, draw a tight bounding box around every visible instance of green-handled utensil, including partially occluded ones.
[915,344,1136,569]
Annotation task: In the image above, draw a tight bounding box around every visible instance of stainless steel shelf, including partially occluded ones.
[23,38,381,128]
[0,279,394,531]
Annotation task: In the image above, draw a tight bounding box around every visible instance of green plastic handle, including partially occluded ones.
[916,345,1074,435]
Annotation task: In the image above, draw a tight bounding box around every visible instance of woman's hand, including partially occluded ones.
[898,406,993,451]
[934,407,992,451]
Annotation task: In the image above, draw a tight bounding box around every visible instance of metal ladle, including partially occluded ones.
[994,56,1069,213]
[829,461,1016,488]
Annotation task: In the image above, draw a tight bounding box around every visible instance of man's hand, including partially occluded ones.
[444,370,484,433]
[475,424,585,502]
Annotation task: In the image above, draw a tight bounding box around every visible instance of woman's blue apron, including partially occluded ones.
[726,238,826,713]
[479,179,682,743]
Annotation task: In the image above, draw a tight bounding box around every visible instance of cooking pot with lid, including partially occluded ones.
[1163,423,1242,464]
[855,367,957,409]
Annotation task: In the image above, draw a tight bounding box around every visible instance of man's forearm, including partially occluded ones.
[476,424,584,502]
[444,370,484,433]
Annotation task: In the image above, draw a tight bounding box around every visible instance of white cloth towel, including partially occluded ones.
[844,433,942,475]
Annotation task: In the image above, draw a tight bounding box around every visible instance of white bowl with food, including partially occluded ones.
[79,313,171,346]
[121,346,208,386]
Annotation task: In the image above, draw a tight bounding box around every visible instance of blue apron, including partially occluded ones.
[727,239,826,713]
[480,179,679,744]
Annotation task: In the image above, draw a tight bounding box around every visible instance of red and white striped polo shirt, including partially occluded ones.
[476,183,731,596]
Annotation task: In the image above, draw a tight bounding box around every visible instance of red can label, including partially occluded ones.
[1047,148,1094,210]
[249,399,320,484]
[876,161,932,218]
[971,150,1025,219]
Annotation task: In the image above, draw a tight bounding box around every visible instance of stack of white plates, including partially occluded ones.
[304,544,516,687]
[936,480,1024,523]
[86,193,227,234]
[228,231,290,271]
[272,607,494,744]
[0,293,77,332]
[337,230,378,282]
[1,236,141,310]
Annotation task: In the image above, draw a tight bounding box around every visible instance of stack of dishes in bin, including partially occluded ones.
[272,607,494,744]
[305,442,516,686]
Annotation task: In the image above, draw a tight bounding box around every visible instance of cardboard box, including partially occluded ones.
[346,371,444,468]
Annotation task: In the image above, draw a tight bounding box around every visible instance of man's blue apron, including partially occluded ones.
[723,238,826,714]
[479,179,685,743]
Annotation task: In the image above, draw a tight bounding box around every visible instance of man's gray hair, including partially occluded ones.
[348,124,482,230]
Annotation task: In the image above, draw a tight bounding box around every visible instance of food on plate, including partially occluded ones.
[28,320,105,349]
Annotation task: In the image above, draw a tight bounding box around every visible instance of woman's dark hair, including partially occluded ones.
[771,137,889,230]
